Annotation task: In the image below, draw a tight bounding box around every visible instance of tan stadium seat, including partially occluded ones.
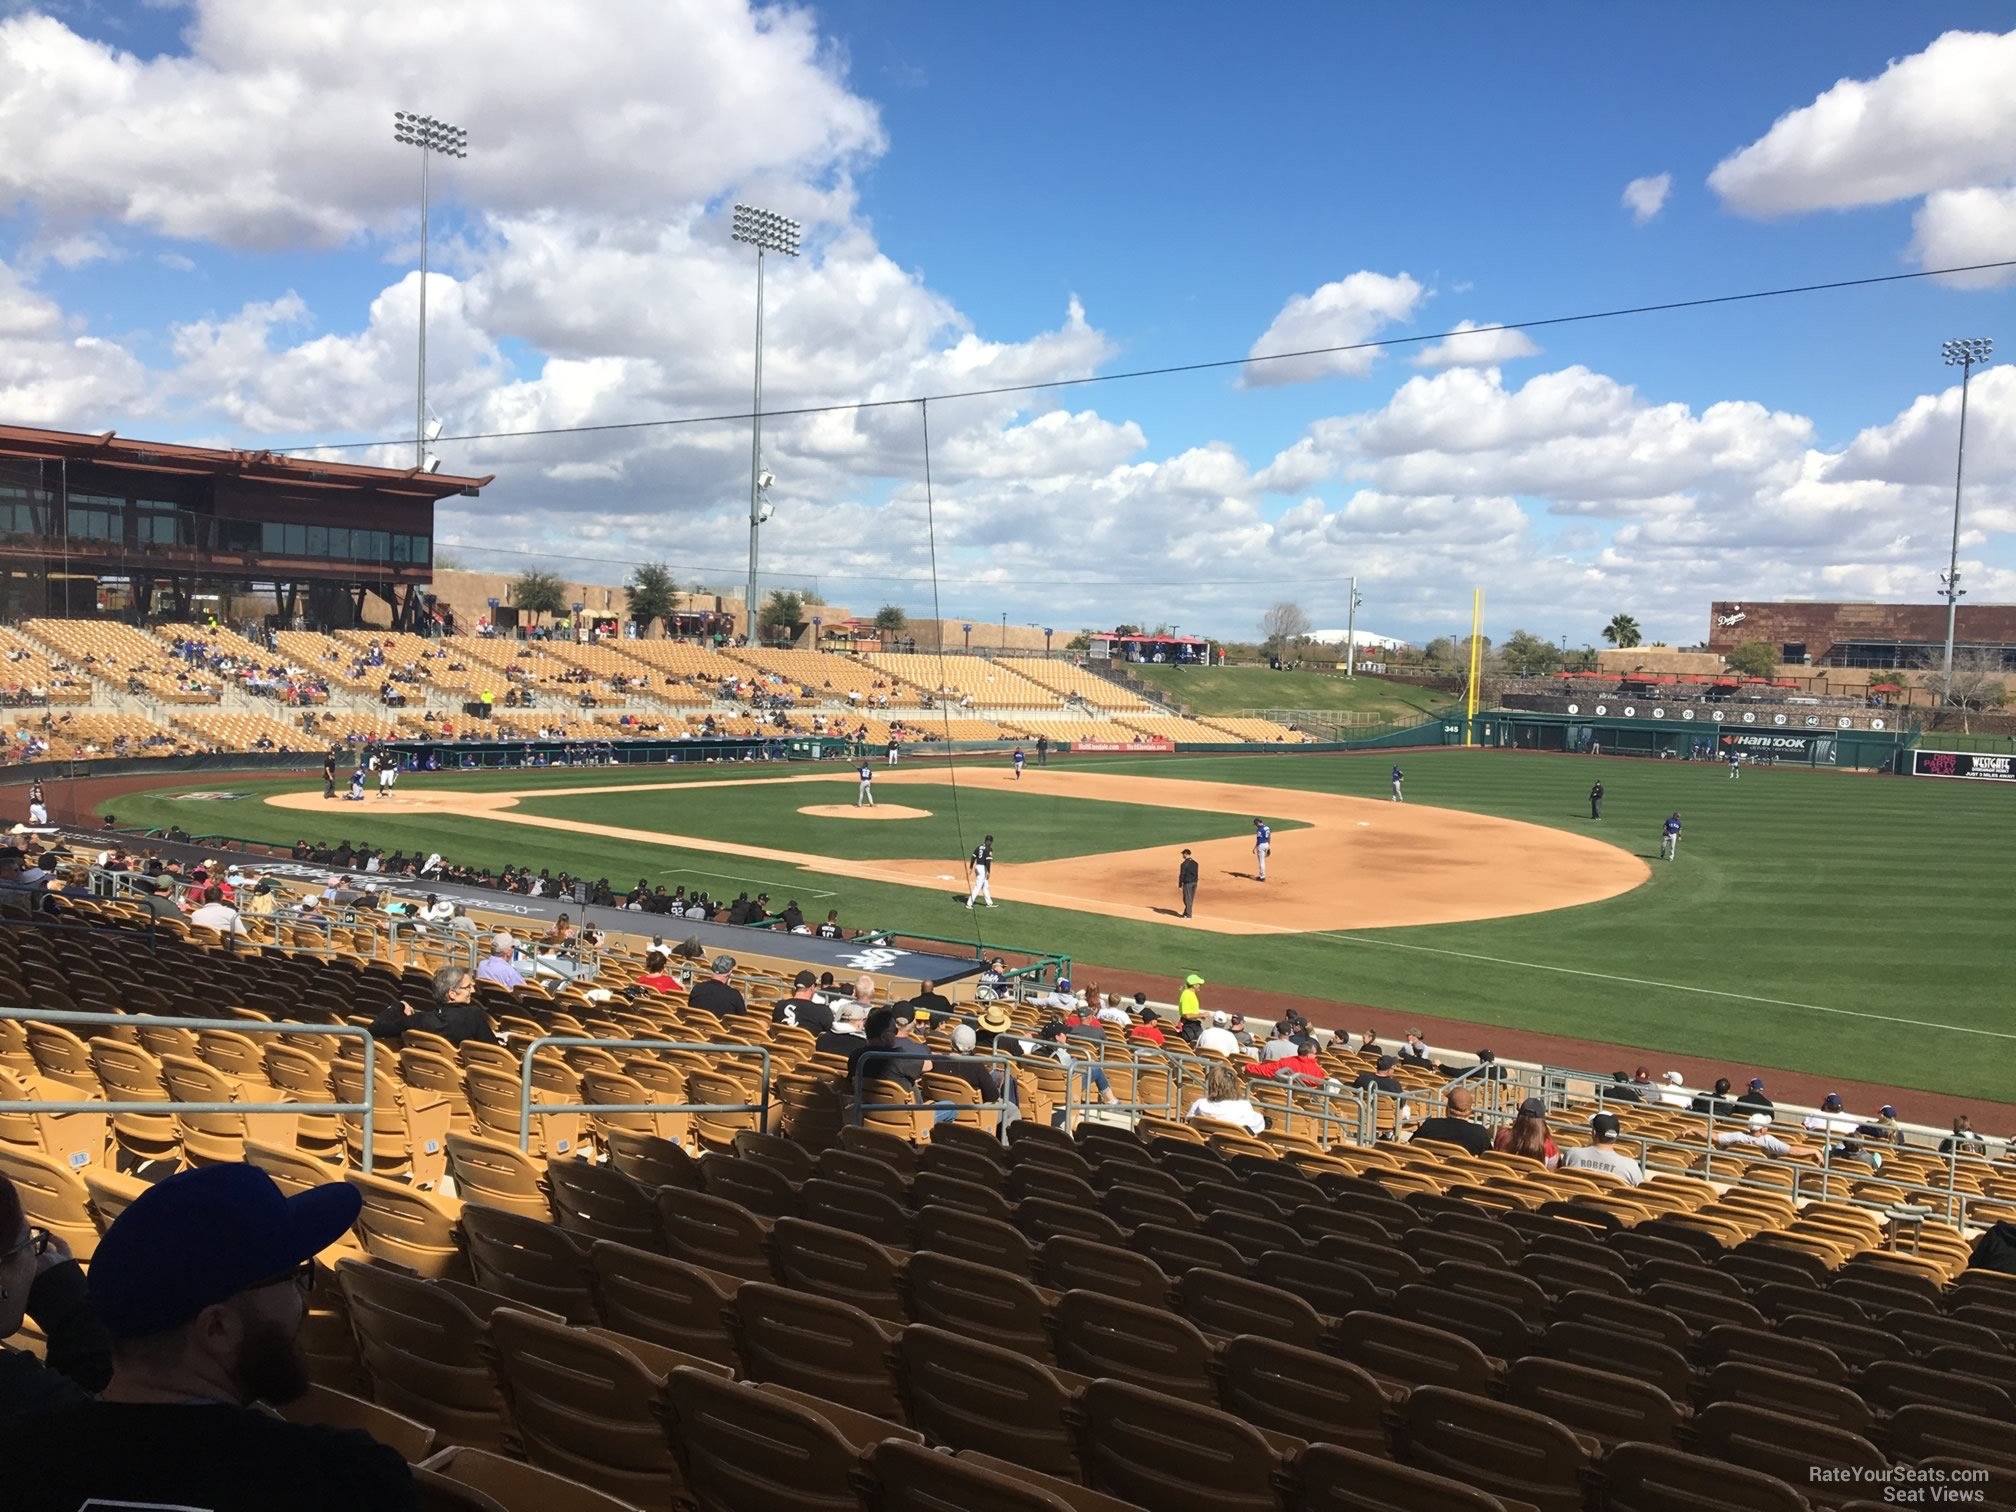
[334,1261,515,1451]
[698,1151,801,1222]
[347,1170,466,1278]
[600,1129,699,1191]
[416,1445,646,1512]
[0,1143,101,1258]
[659,1365,872,1512]
[586,1241,743,1369]
[768,1216,907,1324]
[1699,1361,1874,1439]
[444,1132,552,1221]
[1689,1400,1889,1492]
[1593,1442,1809,1512]
[867,1439,1133,1512]
[278,1382,437,1464]
[1049,1289,1217,1398]
[891,1324,1084,1480]
[800,1177,915,1251]
[1217,1334,1395,1459]
[330,1060,450,1184]
[1076,1376,1296,1512]
[87,1036,181,1168]
[459,1202,598,1323]
[1037,1233,1172,1308]
[544,1159,663,1250]
[1332,1311,1503,1397]
[484,1308,724,1505]
[1503,1355,1688,1450]
[657,1185,774,1280]
[729,1281,906,1425]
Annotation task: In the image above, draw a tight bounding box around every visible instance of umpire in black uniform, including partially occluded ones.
[1589,781,1604,820]
[1177,848,1200,918]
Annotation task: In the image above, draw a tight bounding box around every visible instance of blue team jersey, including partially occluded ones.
[1254,823,1272,845]
[1013,750,1024,763]
[1392,767,1403,782]
[858,765,872,781]
[1664,817,1682,836]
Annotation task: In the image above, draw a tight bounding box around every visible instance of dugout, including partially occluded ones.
[1482,709,1910,770]
[371,734,852,769]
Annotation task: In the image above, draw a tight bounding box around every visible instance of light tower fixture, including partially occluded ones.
[732,202,802,643]
[1938,337,1992,695]
[393,111,469,471]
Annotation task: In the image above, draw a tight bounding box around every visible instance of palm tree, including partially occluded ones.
[1602,613,1642,649]
[624,562,679,637]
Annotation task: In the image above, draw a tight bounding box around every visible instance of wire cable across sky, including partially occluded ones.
[291,256,2016,455]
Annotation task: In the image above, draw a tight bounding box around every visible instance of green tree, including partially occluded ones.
[759,589,805,644]
[508,569,569,625]
[624,561,679,637]
[873,605,908,635]
[1602,613,1642,649]
[1112,623,1142,637]
[1723,640,1779,678]
[1936,648,2010,734]
[1422,636,1458,665]
[1064,632,1092,652]
[1499,628,1564,677]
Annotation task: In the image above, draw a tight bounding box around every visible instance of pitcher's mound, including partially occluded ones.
[798,803,932,821]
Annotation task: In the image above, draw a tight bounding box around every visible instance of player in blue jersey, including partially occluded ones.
[856,761,875,807]
[1012,746,1026,780]
[1390,765,1405,802]
[1660,811,1682,861]
[1252,818,1271,882]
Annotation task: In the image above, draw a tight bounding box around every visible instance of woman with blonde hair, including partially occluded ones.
[1493,1097,1560,1168]
[1185,1061,1265,1136]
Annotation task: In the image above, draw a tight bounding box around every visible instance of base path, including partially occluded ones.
[263,764,1645,935]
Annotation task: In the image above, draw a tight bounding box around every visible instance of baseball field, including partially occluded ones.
[98,746,2009,1103]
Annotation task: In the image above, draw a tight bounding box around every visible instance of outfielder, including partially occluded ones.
[856,761,875,807]
[1390,765,1405,802]
[1727,749,1741,779]
[26,780,46,827]
[966,834,996,908]
[1252,818,1271,882]
[1660,811,1682,862]
[1012,746,1026,780]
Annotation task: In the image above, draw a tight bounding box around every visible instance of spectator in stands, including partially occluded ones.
[1604,1071,1642,1104]
[848,1007,930,1091]
[0,1171,111,1421]
[1715,1112,1793,1158]
[1802,1093,1859,1139]
[1351,1055,1404,1099]
[1177,973,1204,1020]
[944,1023,1013,1115]
[1195,1011,1240,1057]
[774,971,830,1033]
[687,955,746,1016]
[188,885,247,938]
[367,966,496,1049]
[1129,1007,1166,1046]
[633,951,684,995]
[911,978,954,1019]
[1185,1063,1265,1135]
[1244,1036,1325,1086]
[1398,1030,1434,1069]
[1689,1077,1736,1116]
[1736,1078,1773,1112]
[1654,1070,1691,1108]
[1942,1116,1988,1158]
[1409,1085,1492,1156]
[1494,1099,1561,1169]
[0,1163,414,1511]
[1022,1022,1119,1109]
[475,933,526,990]
[815,1001,870,1058]
[1562,1113,1646,1185]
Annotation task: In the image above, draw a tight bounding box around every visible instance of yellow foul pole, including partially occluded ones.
[1464,587,1484,746]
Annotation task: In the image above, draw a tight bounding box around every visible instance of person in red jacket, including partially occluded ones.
[1244,1035,1325,1085]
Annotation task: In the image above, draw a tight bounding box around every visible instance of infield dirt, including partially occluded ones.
[264,765,1647,935]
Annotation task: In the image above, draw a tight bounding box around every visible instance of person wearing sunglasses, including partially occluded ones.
[0,1170,111,1423]
[0,1162,416,1511]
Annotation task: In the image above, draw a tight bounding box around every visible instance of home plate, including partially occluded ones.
[1358,821,1371,827]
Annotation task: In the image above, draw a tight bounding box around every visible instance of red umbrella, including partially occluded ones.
[1869,682,1902,694]
[1712,677,1741,686]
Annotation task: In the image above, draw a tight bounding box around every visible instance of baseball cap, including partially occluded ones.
[88,1163,362,1341]
[1748,1079,1765,1091]
[1589,1112,1621,1140]
[1211,1011,1231,1028]
[710,954,736,974]
[1518,1098,1548,1118]
[1662,1071,1685,1086]
[1184,974,1205,987]
[1747,1113,1773,1131]
[1376,1055,1397,1071]
[793,970,817,988]
[1056,977,1071,992]
[1879,1105,1896,1118]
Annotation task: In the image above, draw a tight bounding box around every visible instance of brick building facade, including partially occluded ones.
[1706,601,2016,669]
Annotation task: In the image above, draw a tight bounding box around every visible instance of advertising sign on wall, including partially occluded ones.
[1913,750,2016,782]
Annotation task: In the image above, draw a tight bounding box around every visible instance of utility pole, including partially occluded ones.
[1939,337,1991,696]
[1344,576,1361,676]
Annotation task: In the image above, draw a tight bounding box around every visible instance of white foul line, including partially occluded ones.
[1307,930,2016,1042]
[660,867,836,899]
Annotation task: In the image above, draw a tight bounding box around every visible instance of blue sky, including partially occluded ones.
[1,2,2013,647]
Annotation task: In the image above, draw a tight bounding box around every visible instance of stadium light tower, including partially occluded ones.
[732,203,801,643]
[393,111,468,472]
[1939,337,1992,694]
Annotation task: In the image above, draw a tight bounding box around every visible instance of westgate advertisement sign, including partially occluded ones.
[1913,750,2016,782]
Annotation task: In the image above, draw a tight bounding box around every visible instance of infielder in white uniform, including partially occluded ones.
[1252,818,1271,882]
[966,834,995,908]
[856,761,875,807]
[378,759,398,796]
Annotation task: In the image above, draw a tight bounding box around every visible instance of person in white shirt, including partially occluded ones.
[187,885,247,937]
[1655,1071,1692,1109]
[1185,1063,1265,1135]
[420,895,455,925]
[1802,1093,1859,1139]
[1560,1112,1645,1185]
[1195,1011,1240,1057]
[1715,1113,1793,1158]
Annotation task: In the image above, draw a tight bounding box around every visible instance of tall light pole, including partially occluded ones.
[732,203,801,644]
[392,112,467,471]
[1939,338,1992,696]
[1344,577,1364,676]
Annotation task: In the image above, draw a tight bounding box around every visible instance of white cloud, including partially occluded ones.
[1239,272,1424,387]
[1621,173,1671,224]
[1709,29,2016,283]
[0,257,148,424]
[1411,319,1541,368]
[156,251,196,272]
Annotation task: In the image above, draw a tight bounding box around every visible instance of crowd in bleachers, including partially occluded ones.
[0,845,2014,1508]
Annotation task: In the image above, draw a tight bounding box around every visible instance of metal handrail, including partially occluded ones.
[849,1052,1019,1129]
[0,1007,375,1159]
[513,1037,774,1153]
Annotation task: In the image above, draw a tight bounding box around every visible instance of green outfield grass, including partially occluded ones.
[102,749,2011,1100]
[1126,663,1447,721]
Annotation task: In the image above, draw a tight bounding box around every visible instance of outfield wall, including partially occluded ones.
[1480,710,1911,770]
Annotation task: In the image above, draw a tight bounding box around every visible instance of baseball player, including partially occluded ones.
[1727,748,1741,779]
[856,760,875,808]
[886,732,901,766]
[1660,811,1682,862]
[26,780,46,828]
[1589,781,1603,820]
[1012,746,1026,781]
[1390,765,1405,802]
[966,834,996,908]
[378,758,398,797]
[346,766,367,801]
[1252,818,1271,882]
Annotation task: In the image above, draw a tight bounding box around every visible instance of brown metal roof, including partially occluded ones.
[0,423,491,499]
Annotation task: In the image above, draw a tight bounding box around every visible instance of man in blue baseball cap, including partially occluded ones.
[0,1162,416,1511]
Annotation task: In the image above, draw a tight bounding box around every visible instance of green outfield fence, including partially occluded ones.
[1474,709,1914,771]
